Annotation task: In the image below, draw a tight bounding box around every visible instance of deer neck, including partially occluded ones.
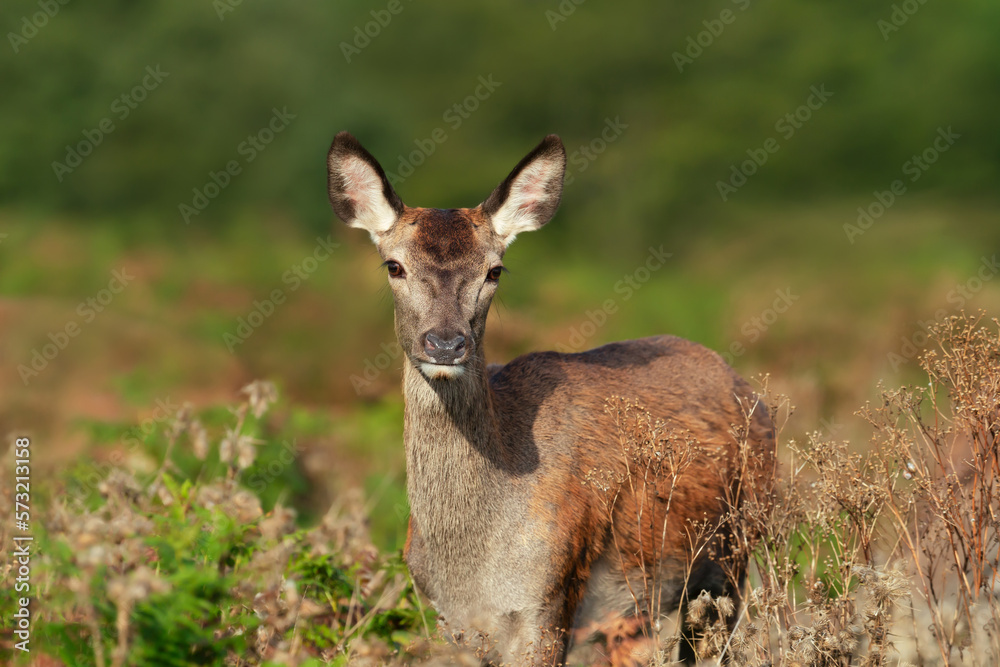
[401,353,506,541]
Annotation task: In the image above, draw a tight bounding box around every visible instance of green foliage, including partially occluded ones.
[130,571,248,666]
[2,1,998,251]
[290,552,356,600]
[8,384,434,666]
[36,619,95,667]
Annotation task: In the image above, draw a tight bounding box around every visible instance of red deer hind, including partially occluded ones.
[327,131,776,665]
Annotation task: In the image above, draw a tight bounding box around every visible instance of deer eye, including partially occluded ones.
[487,266,504,282]
[385,261,405,278]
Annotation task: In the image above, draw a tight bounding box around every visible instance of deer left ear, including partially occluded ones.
[481,135,566,246]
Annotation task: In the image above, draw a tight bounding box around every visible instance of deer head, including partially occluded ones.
[327,132,566,381]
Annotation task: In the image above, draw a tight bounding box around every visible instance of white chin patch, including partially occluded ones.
[420,363,465,380]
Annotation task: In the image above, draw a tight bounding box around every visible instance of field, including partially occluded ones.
[2,200,1000,665]
[3,1,999,662]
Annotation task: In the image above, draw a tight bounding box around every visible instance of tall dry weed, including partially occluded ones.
[593,313,1000,666]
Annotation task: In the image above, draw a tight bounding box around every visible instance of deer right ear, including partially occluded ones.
[327,132,404,240]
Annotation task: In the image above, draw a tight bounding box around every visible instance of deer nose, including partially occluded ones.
[423,332,467,364]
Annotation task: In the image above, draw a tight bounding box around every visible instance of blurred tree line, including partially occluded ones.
[2,0,997,253]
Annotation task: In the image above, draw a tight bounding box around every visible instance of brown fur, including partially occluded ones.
[326,132,776,665]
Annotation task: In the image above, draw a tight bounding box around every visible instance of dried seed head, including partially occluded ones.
[78,544,110,568]
[260,505,298,542]
[169,403,193,438]
[197,482,227,509]
[687,590,713,624]
[108,565,171,605]
[715,595,735,619]
[243,380,278,419]
[191,420,209,460]
[98,469,143,502]
[837,630,858,653]
[229,489,263,523]
[282,578,300,608]
[153,482,174,506]
[219,428,236,464]
[236,435,261,471]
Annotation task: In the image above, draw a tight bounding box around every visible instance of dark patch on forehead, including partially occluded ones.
[412,208,479,264]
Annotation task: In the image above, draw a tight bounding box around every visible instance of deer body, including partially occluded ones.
[327,133,776,665]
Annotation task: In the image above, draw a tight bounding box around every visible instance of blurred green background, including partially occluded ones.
[3,1,999,547]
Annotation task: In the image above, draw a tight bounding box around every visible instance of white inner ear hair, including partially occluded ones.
[492,158,560,244]
[341,155,397,236]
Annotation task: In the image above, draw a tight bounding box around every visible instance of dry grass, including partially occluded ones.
[585,312,1000,666]
[4,313,1000,665]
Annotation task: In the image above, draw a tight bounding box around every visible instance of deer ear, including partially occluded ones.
[327,131,404,240]
[481,135,566,246]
